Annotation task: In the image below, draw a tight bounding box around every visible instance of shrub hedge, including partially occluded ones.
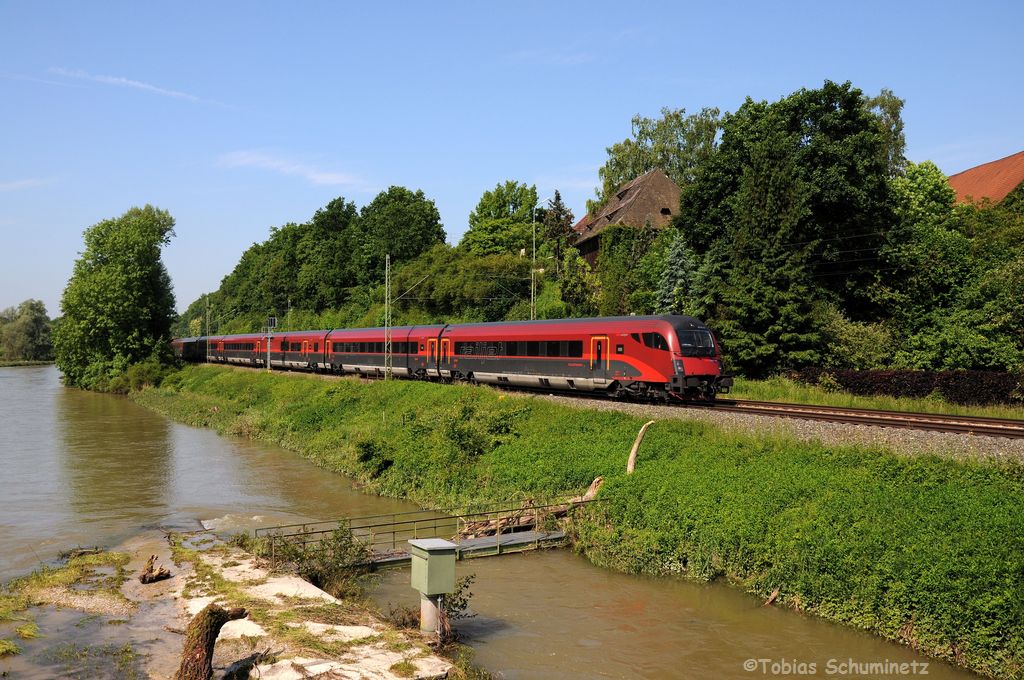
[794,367,1024,406]
[136,366,1024,678]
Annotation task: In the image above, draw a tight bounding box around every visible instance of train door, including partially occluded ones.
[590,335,609,381]
[440,338,451,377]
[427,338,438,377]
[302,340,309,367]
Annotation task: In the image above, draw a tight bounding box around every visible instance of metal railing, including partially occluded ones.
[254,499,600,565]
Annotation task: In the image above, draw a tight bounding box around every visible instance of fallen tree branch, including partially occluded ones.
[176,603,248,680]
[456,477,605,539]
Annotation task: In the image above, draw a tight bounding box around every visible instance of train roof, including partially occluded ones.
[447,315,708,331]
[174,316,709,343]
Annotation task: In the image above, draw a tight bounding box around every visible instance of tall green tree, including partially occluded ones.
[589,106,720,214]
[658,230,698,315]
[540,190,575,271]
[865,88,907,177]
[679,81,894,375]
[460,181,538,256]
[359,186,445,282]
[54,205,177,388]
[297,197,361,310]
[0,299,52,360]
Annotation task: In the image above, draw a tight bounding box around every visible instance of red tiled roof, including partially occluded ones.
[948,150,1024,204]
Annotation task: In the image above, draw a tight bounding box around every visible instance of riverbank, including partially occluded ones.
[0,529,451,678]
[0,359,52,368]
[134,365,1024,679]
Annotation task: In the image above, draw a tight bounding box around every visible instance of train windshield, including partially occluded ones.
[676,330,716,357]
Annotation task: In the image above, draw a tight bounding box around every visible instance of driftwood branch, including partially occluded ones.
[457,477,605,539]
[627,421,656,474]
[139,554,172,584]
[176,603,248,680]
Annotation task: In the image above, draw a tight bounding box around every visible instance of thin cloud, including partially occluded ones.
[0,178,52,192]
[0,72,86,88]
[505,47,595,66]
[218,150,365,188]
[49,67,201,101]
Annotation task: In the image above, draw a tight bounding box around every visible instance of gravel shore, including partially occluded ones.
[537,393,1024,464]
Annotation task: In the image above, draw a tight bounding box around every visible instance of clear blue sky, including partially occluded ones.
[2,1,1021,316]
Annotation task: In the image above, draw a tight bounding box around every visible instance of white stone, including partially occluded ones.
[218,618,268,639]
[246,575,340,604]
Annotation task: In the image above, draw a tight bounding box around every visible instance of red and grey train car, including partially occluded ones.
[173,315,732,400]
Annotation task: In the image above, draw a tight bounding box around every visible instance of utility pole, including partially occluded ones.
[205,295,211,362]
[264,315,276,372]
[384,253,392,380]
[531,207,537,320]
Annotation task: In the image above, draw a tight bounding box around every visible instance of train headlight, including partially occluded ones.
[673,359,685,374]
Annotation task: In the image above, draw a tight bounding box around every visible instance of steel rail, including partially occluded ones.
[714,400,1024,439]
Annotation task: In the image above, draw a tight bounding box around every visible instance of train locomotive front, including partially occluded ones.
[663,316,733,400]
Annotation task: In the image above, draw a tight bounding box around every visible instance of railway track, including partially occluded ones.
[714,399,1024,439]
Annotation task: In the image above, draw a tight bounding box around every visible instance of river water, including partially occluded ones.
[0,366,977,678]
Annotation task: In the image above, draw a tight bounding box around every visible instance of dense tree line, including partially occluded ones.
[0,299,53,362]
[180,79,1022,379]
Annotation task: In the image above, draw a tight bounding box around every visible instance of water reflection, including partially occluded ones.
[57,386,172,522]
[1,366,418,578]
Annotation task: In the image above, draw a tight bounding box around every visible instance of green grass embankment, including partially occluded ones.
[135,365,1024,679]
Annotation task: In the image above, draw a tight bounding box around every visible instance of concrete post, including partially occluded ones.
[419,593,442,633]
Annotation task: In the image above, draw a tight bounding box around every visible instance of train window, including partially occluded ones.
[455,342,471,355]
[568,341,583,357]
[280,341,287,351]
[292,342,303,351]
[616,344,624,354]
[678,330,716,357]
[547,341,560,357]
[527,341,539,357]
[377,342,384,353]
[505,341,518,356]
[631,333,641,343]
[641,332,669,351]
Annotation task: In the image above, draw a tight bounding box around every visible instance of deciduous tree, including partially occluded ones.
[54,205,177,388]
[0,299,52,360]
[589,107,720,214]
[460,181,538,257]
[359,186,445,282]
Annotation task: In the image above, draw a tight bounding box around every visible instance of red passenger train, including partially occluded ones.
[172,315,733,400]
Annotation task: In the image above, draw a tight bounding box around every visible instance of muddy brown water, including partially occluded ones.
[1,366,978,678]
